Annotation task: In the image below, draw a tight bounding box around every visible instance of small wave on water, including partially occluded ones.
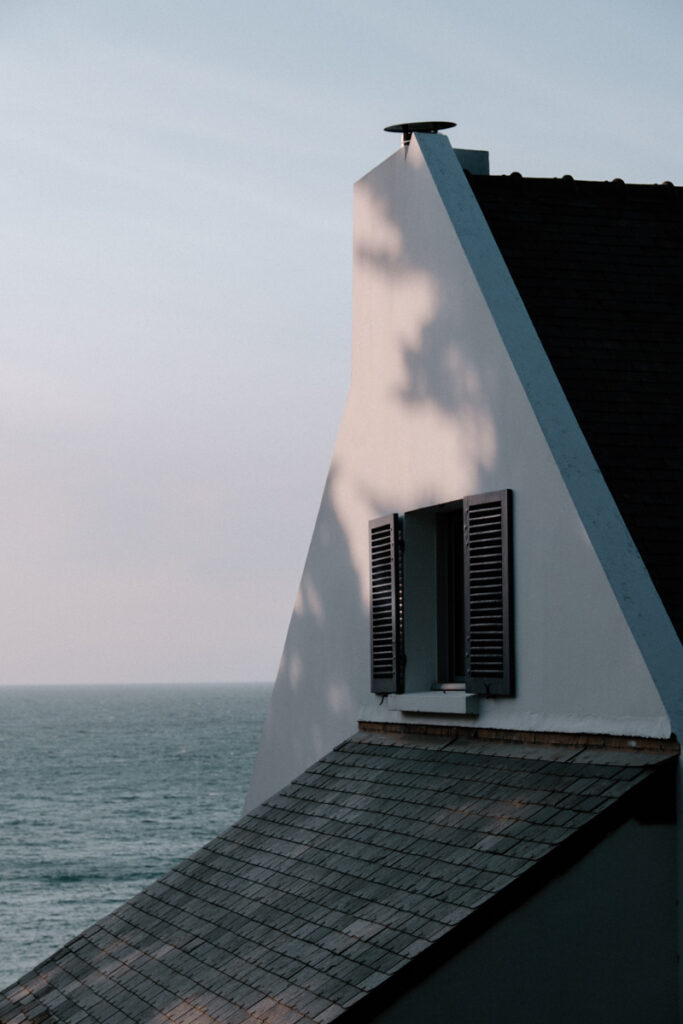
[41,871,104,886]
[0,681,272,990]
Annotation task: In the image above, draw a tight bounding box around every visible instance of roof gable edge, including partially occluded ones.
[413,132,683,735]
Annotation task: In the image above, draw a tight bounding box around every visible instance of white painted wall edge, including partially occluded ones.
[414,132,683,737]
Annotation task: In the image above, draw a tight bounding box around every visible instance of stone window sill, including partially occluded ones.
[387,691,480,715]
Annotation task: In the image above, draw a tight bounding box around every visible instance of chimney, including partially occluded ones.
[384,120,489,175]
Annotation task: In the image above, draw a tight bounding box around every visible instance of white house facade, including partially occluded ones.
[246,131,677,811]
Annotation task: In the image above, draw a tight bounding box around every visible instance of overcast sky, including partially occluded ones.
[1,0,681,686]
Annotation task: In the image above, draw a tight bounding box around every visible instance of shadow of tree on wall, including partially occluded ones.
[245,466,370,809]
[247,140,508,808]
[354,152,509,432]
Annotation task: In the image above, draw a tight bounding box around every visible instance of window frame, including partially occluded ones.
[369,489,514,698]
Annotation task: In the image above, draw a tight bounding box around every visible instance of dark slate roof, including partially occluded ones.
[469,173,683,640]
[1,731,673,1024]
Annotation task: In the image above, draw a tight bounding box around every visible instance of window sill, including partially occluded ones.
[387,691,480,716]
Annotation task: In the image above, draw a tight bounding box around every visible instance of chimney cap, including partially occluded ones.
[385,121,456,145]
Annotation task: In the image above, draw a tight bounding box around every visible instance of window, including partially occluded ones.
[370,490,513,698]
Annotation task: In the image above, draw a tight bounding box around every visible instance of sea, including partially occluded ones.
[0,681,272,990]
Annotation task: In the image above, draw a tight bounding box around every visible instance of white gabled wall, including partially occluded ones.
[246,135,672,810]
[414,133,682,738]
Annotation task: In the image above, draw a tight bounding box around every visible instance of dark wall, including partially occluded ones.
[371,818,677,1024]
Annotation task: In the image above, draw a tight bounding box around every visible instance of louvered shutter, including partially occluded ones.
[464,490,514,696]
[369,513,404,694]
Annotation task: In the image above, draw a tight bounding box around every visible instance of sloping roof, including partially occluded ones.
[1,731,673,1024]
[469,173,683,641]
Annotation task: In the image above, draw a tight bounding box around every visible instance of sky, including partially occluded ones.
[1,0,681,686]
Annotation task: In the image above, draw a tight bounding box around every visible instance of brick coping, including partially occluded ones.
[358,719,680,754]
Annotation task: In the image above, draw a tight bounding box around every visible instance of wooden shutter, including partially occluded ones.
[464,490,514,696]
[369,514,404,694]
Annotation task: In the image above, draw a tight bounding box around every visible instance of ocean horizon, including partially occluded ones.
[0,681,272,990]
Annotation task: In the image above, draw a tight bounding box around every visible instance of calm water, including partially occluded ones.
[0,682,271,990]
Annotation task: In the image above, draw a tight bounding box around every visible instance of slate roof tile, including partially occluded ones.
[2,734,671,1024]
